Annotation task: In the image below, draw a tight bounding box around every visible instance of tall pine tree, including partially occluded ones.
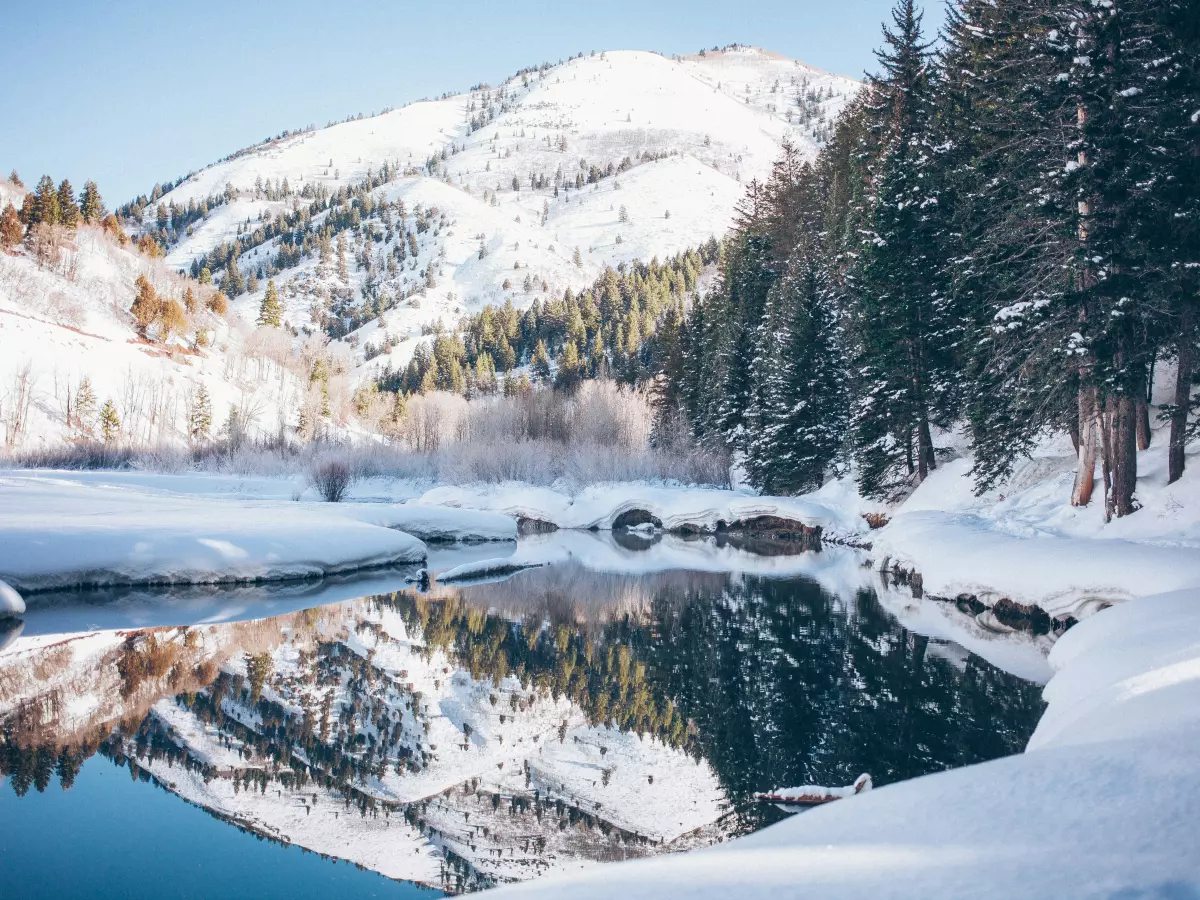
[850,0,960,497]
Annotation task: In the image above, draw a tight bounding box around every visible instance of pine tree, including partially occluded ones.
[8,170,21,188]
[99,399,120,442]
[753,256,848,494]
[223,256,244,295]
[1145,0,1200,484]
[79,180,106,224]
[555,341,582,390]
[57,179,80,229]
[27,175,60,227]
[74,376,96,434]
[713,208,781,451]
[850,0,959,497]
[189,385,213,441]
[532,340,553,382]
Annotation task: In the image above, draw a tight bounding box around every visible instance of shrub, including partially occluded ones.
[308,458,354,501]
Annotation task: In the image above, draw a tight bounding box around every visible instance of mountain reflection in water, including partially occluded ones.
[0,539,1045,895]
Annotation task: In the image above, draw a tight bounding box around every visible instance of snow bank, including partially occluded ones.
[1029,589,1200,752]
[0,578,24,616]
[858,427,1200,619]
[417,483,865,539]
[0,475,426,593]
[874,509,1200,618]
[486,589,1200,900]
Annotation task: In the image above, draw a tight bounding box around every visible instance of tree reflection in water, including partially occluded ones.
[1,553,1044,893]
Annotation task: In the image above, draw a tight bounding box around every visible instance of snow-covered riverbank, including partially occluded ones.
[0,473,443,593]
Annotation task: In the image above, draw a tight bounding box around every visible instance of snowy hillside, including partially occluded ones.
[146,47,857,377]
[0,212,335,450]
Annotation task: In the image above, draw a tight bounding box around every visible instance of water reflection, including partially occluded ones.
[0,540,1045,894]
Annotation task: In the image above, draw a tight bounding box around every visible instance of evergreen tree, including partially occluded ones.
[554,340,582,391]
[57,179,81,229]
[531,340,553,382]
[190,385,213,441]
[1145,0,1200,484]
[79,180,106,224]
[26,175,60,227]
[745,254,848,494]
[99,399,120,442]
[223,256,245,295]
[850,0,959,497]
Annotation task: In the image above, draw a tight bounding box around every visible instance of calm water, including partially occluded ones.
[0,538,1046,897]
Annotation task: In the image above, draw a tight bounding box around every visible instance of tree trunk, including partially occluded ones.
[916,416,936,481]
[1072,385,1099,507]
[1136,348,1154,450]
[1111,394,1138,518]
[1136,397,1151,451]
[1169,306,1195,484]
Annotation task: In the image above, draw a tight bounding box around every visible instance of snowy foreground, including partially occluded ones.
[486,586,1200,899]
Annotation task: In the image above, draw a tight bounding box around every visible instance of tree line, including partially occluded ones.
[376,245,717,397]
[650,0,1199,518]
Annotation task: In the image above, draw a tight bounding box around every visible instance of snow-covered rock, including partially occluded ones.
[417,483,864,539]
[0,578,24,616]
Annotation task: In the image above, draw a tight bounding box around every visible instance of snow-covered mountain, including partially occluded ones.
[0,46,857,450]
[149,46,857,377]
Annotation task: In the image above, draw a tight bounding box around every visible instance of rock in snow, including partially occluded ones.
[416,483,864,540]
[0,578,24,616]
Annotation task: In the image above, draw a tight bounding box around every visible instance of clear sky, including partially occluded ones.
[0,0,947,206]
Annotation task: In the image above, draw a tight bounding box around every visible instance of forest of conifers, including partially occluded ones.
[646,0,1198,518]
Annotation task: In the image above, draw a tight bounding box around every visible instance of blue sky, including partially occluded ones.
[0,0,946,206]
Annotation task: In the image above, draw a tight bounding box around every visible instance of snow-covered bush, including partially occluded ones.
[308,458,355,502]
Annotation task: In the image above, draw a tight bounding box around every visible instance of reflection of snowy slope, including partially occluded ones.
[133,598,727,891]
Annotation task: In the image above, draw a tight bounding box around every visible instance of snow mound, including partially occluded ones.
[0,474,426,593]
